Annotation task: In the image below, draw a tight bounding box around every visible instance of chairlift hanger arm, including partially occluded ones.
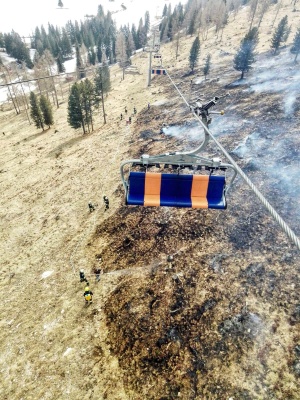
[188,93,229,155]
[120,94,236,195]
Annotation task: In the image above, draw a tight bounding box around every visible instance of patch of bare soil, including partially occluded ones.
[1,2,300,399]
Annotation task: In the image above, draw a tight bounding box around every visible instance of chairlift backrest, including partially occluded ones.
[152,69,166,75]
[126,171,226,209]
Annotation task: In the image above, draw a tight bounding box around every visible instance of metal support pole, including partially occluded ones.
[148,50,152,87]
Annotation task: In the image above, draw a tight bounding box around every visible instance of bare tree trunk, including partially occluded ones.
[46,65,59,108]
[6,67,21,113]
[1,67,19,114]
[51,74,59,108]
[59,78,64,100]
[100,80,106,125]
[82,119,86,134]
[37,76,42,95]
[271,0,282,28]
[249,0,259,31]
[7,84,19,114]
[15,65,31,124]
[22,61,31,92]
[51,91,56,105]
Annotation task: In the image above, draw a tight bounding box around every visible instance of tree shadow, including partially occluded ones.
[48,134,89,158]
[22,127,51,142]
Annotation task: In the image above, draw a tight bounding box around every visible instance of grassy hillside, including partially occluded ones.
[0,1,299,399]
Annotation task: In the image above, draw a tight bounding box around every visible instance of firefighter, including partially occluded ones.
[103,196,109,211]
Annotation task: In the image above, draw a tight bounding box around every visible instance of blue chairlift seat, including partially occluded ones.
[126,171,227,209]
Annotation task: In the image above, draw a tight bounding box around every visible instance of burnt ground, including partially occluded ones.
[88,63,300,399]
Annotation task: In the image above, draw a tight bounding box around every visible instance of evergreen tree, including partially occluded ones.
[75,43,83,68]
[131,24,138,49]
[203,53,211,79]
[67,21,76,45]
[96,37,103,63]
[137,18,147,48]
[189,36,200,72]
[160,18,168,42]
[127,31,136,56]
[88,47,97,65]
[30,92,44,130]
[162,4,168,17]
[291,27,300,62]
[40,95,54,128]
[145,11,150,34]
[0,33,4,48]
[61,28,72,58]
[94,65,111,124]
[233,27,258,79]
[74,21,82,45]
[68,83,86,133]
[4,32,33,68]
[56,52,65,73]
[94,65,111,94]
[187,13,197,35]
[167,16,174,41]
[79,79,95,132]
[271,15,290,54]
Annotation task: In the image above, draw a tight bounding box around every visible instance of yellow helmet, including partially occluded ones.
[84,286,90,292]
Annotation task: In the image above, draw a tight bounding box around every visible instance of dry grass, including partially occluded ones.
[0,1,300,399]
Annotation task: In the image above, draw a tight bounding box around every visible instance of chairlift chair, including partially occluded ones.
[153,54,163,68]
[152,68,166,75]
[120,95,237,209]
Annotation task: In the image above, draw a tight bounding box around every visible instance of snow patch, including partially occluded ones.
[41,270,54,279]
[63,348,73,357]
[43,319,59,332]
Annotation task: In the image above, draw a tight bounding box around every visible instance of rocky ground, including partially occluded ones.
[1,1,300,399]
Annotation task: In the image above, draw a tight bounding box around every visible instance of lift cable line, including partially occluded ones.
[0,64,107,88]
[164,69,300,251]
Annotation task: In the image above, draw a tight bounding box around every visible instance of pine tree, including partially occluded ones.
[68,83,86,133]
[94,66,111,124]
[189,36,200,72]
[4,32,33,68]
[88,47,97,65]
[61,28,72,58]
[137,18,147,48]
[40,95,54,128]
[271,15,290,54]
[145,11,150,34]
[0,33,4,48]
[75,42,85,78]
[291,27,300,62]
[79,79,94,132]
[233,27,258,79]
[30,92,44,130]
[203,54,211,80]
[187,13,197,36]
[162,4,168,17]
[57,53,66,73]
